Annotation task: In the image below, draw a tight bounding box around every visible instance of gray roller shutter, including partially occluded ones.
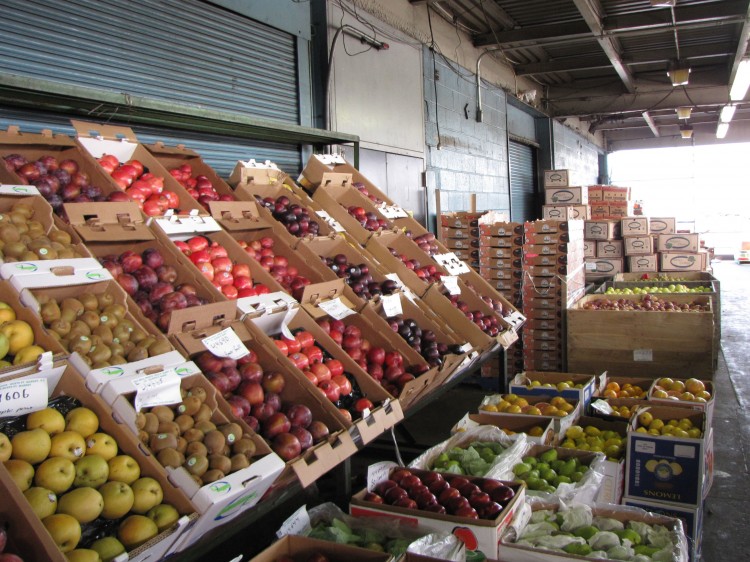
[509,140,537,222]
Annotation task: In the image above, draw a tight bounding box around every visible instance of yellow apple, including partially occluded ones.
[73,454,109,488]
[4,459,35,491]
[42,513,81,553]
[66,549,102,562]
[130,477,163,514]
[0,301,16,323]
[85,433,118,461]
[27,407,66,436]
[49,431,86,461]
[23,486,58,519]
[12,344,45,365]
[0,332,9,361]
[117,515,158,549]
[11,428,51,464]
[107,455,141,485]
[34,457,76,494]
[0,359,11,369]
[58,487,104,523]
[0,432,11,462]
[65,407,99,438]
[146,503,180,532]
[90,536,126,562]
[98,481,135,519]
[1,319,34,354]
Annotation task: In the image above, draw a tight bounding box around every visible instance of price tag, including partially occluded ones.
[633,349,653,362]
[317,297,355,320]
[433,253,471,275]
[276,505,311,538]
[505,311,526,328]
[378,204,408,219]
[385,273,405,290]
[315,211,346,232]
[132,370,183,412]
[590,399,615,416]
[0,377,48,419]
[201,328,250,360]
[585,262,598,271]
[367,460,400,492]
[381,294,403,317]
[442,275,461,295]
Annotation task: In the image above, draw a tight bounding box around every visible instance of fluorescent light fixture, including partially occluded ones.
[668,60,691,86]
[716,122,730,139]
[730,59,750,101]
[720,104,737,123]
[680,124,694,139]
[651,0,675,6]
[676,106,692,119]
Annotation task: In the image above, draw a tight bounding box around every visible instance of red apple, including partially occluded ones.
[332,375,352,396]
[324,359,344,378]
[309,363,331,384]
[272,432,301,461]
[290,426,313,451]
[307,421,329,443]
[285,404,313,429]
[263,412,291,439]
[262,372,286,394]
[239,362,264,383]
[237,381,264,406]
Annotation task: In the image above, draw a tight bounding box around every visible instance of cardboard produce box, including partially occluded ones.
[524,220,584,235]
[650,217,677,235]
[589,204,609,219]
[628,254,658,272]
[542,205,590,220]
[452,413,557,446]
[596,239,623,258]
[478,394,581,437]
[657,233,700,253]
[544,186,587,205]
[587,185,603,202]
[621,216,650,236]
[228,158,287,188]
[624,234,654,256]
[660,252,703,272]
[440,211,484,228]
[602,186,631,202]
[585,257,624,276]
[570,416,628,504]
[508,371,599,411]
[583,240,596,258]
[647,378,715,430]
[543,169,576,187]
[478,234,524,248]
[608,201,635,219]
[625,406,712,507]
[526,230,583,245]
[479,246,523,260]
[249,535,391,562]
[589,396,648,423]
[584,220,619,240]
[0,363,196,561]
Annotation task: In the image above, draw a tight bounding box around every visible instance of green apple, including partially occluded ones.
[58,487,104,523]
[42,513,81,553]
[23,486,58,519]
[11,428,51,464]
[49,431,86,461]
[117,515,159,549]
[26,407,66,436]
[85,433,118,461]
[98,481,134,520]
[74,454,109,488]
[146,503,180,532]
[130,477,163,514]
[34,457,76,495]
[66,549,103,562]
[4,459,34,491]
[90,536,126,562]
[107,455,140,485]
[0,432,11,462]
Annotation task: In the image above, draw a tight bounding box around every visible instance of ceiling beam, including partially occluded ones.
[641,111,660,137]
[622,44,734,66]
[474,21,591,46]
[572,0,635,93]
[729,4,750,86]
[604,0,747,33]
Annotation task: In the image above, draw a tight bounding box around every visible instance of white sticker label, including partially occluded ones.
[315,211,346,232]
[585,262,598,271]
[317,297,355,320]
[276,504,311,538]
[433,253,471,275]
[201,328,251,360]
[366,460,400,492]
[0,377,48,418]
[381,294,403,317]
[442,275,461,295]
[633,349,653,362]
[378,204,408,219]
[132,370,183,412]
[634,440,656,454]
[674,444,697,458]
[0,184,41,196]
[506,311,526,328]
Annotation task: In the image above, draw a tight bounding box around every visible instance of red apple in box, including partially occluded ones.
[261,372,286,394]
[304,346,324,364]
[251,402,275,423]
[290,426,313,451]
[309,362,331,384]
[272,432,301,461]
[325,359,344,378]
[288,352,310,370]
[238,381,264,406]
[308,420,330,443]
[318,380,340,402]
[281,336,302,354]
[264,412,291,439]
[285,404,313,429]
[273,340,289,356]
[239,362,263,383]
[265,392,282,413]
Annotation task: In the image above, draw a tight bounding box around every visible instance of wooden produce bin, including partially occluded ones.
[567,294,714,378]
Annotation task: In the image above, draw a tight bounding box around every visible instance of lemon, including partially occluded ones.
[566,426,585,440]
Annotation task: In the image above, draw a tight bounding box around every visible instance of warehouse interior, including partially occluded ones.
[0,0,747,561]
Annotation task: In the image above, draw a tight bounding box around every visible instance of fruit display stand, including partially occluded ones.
[0,363,197,561]
[646,378,715,430]
[566,294,715,378]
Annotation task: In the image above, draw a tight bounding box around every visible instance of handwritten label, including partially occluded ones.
[633,349,653,362]
[378,204,408,219]
[367,460,400,492]
[201,328,251,360]
[132,370,183,412]
[506,311,526,328]
[0,378,48,418]
[317,297,355,320]
[442,275,461,295]
[276,505,311,538]
[433,253,471,275]
[315,211,346,232]
[381,294,403,317]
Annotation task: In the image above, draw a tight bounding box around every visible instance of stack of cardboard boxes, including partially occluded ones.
[584,219,624,280]
[439,212,484,271]
[521,220,586,372]
[542,169,591,220]
[588,185,634,220]
[655,222,709,273]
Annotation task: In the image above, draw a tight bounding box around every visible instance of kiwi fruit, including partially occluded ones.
[233,438,257,458]
[110,354,127,365]
[157,421,180,438]
[176,396,201,417]
[183,428,204,444]
[69,320,92,338]
[49,230,72,245]
[194,420,216,434]
[112,324,132,344]
[148,339,172,357]
[157,448,184,468]
[143,413,160,434]
[96,293,115,310]
[60,308,78,324]
[79,293,99,312]
[230,454,250,472]
[175,414,194,433]
[208,454,232,475]
[188,387,208,404]
[185,454,208,477]
[127,346,149,363]
[219,423,243,445]
[88,343,112,364]
[151,406,175,424]
[130,328,148,344]
[93,325,114,344]
[222,445,231,457]
[104,303,126,321]
[79,310,101,330]
[49,319,72,337]
[135,412,147,430]
[40,301,61,324]
[109,342,125,358]
[68,335,93,355]
[138,430,150,445]
[194,404,212,423]
[61,298,85,317]
[203,430,226,456]
[185,441,208,458]
[176,437,187,455]
[149,433,178,453]
[201,469,224,484]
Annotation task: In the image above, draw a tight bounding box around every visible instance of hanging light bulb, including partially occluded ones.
[680,124,694,139]
[668,60,691,86]
[676,106,692,119]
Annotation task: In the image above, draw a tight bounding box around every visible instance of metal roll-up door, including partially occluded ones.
[509,140,537,222]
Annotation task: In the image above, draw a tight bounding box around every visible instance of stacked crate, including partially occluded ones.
[588,185,634,220]
[521,220,585,372]
[542,169,590,221]
[653,220,709,273]
[478,221,524,380]
[583,219,624,281]
[439,212,484,271]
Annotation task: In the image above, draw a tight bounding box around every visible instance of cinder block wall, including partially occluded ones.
[552,121,600,184]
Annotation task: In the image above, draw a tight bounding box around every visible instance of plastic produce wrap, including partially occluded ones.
[409,424,527,477]
[501,497,689,562]
[406,533,466,561]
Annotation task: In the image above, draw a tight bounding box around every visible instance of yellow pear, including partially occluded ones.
[117,515,158,549]
[0,432,11,462]
[90,536,126,562]
[23,486,58,519]
[49,431,86,461]
[58,487,104,523]
[98,481,135,520]
[34,457,76,494]
[66,549,102,562]
[65,407,99,438]
[11,428,51,464]
[85,433,118,461]
[26,408,66,435]
[130,477,163,514]
[42,513,81,553]
[4,459,35,491]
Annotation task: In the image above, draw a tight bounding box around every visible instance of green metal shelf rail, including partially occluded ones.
[0,73,359,164]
